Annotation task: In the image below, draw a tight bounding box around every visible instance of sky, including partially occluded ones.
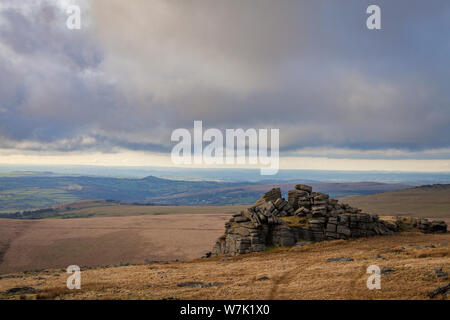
[0,0,450,172]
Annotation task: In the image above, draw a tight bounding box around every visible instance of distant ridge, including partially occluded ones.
[0,171,409,213]
[414,184,450,189]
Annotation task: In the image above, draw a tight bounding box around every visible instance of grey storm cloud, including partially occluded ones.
[1,0,450,156]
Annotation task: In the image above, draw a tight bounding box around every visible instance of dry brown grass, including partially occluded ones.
[1,232,448,300]
[0,213,232,274]
[56,204,248,218]
[414,248,448,258]
[341,187,450,218]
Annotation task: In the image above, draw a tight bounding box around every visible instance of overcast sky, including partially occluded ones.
[0,0,449,172]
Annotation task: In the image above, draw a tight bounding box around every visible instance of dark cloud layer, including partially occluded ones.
[1,0,450,157]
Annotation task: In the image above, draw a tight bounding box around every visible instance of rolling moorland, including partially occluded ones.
[0,186,448,267]
[342,184,450,218]
[0,179,449,299]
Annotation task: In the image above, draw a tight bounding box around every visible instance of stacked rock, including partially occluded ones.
[253,188,295,218]
[210,184,448,257]
[288,184,311,210]
[420,220,447,233]
[325,213,395,240]
[253,187,282,207]
[396,217,448,234]
[309,218,326,241]
[212,212,269,255]
[290,184,361,219]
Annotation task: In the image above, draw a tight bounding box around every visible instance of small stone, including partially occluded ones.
[381,266,396,274]
[434,268,448,278]
[427,283,450,299]
[327,257,354,262]
[3,286,39,295]
[176,281,222,288]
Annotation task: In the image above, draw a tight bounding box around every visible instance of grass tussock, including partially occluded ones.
[36,282,116,300]
[36,287,72,300]
[414,248,448,258]
[279,216,309,227]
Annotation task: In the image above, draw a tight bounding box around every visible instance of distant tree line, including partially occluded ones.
[0,200,164,219]
[0,207,57,219]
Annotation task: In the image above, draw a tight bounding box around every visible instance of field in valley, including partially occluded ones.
[0,232,448,300]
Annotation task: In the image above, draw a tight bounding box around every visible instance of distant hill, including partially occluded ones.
[0,171,408,213]
[147,181,408,205]
[341,184,450,218]
[0,173,248,213]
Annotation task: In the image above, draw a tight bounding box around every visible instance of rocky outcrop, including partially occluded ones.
[211,184,448,256]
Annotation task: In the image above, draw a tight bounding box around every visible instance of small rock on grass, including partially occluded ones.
[145,260,168,265]
[434,267,448,279]
[427,283,450,299]
[3,286,40,295]
[0,275,23,280]
[177,281,222,288]
[327,257,354,262]
[381,266,396,274]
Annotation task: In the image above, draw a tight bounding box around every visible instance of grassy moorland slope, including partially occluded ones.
[0,233,448,300]
[341,185,450,218]
[0,200,247,219]
[0,213,233,274]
